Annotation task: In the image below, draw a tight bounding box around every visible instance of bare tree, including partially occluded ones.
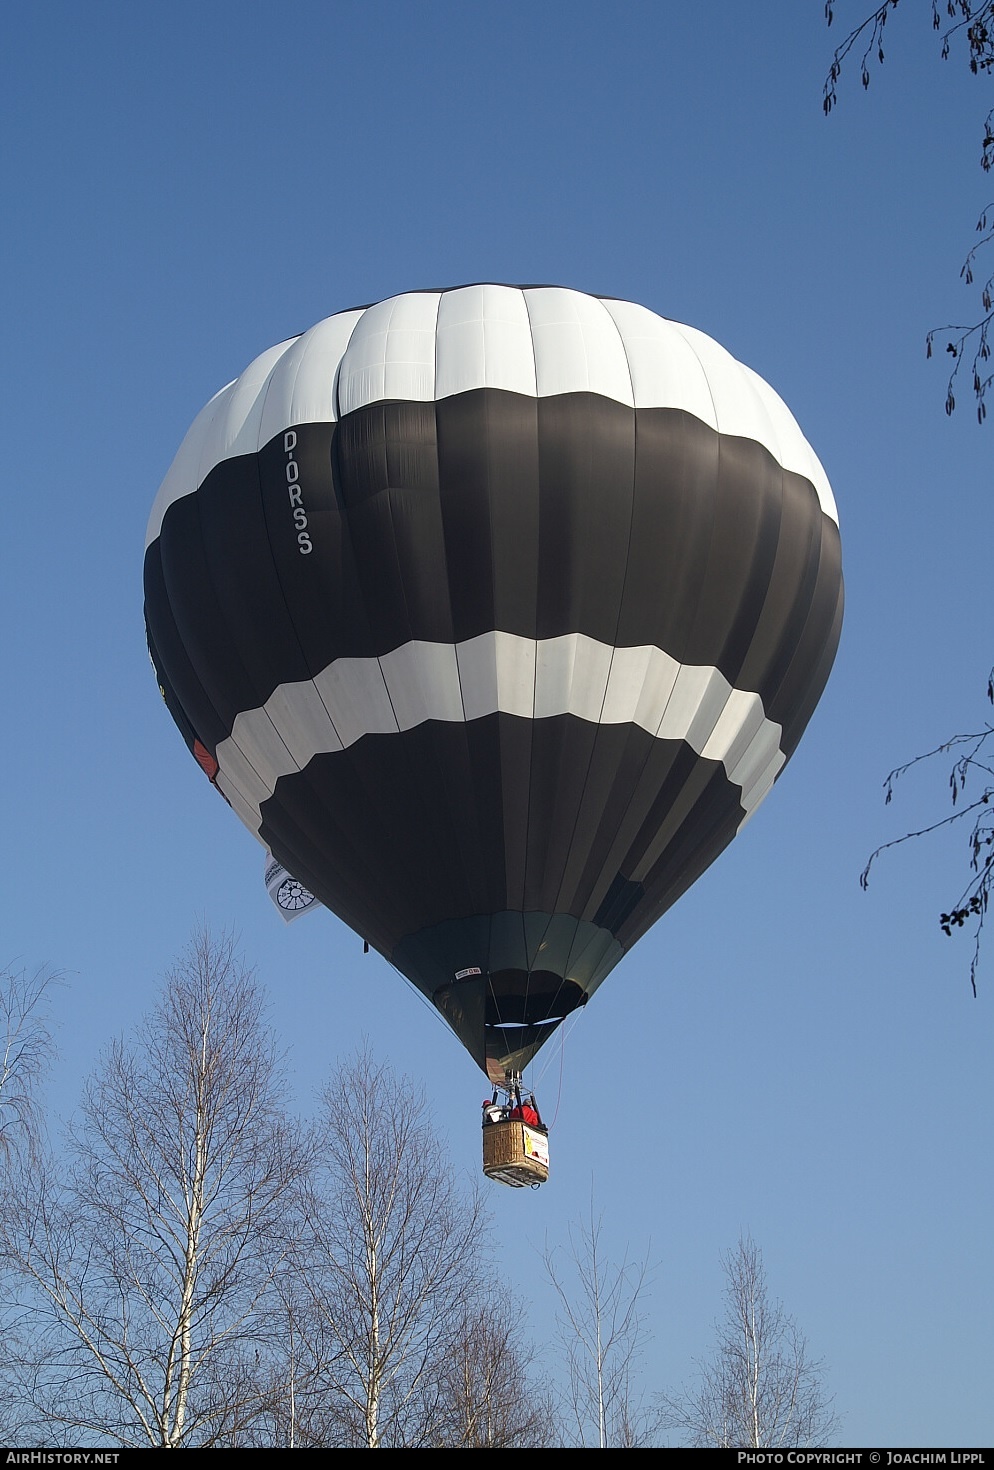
[1,929,309,1447]
[0,964,58,1169]
[544,1204,656,1448]
[661,1235,838,1449]
[295,1048,491,1448]
[424,1292,561,1448]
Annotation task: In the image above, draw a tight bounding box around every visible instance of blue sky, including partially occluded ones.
[2,1,991,1448]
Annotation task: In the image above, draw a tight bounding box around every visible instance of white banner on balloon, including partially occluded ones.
[264,852,321,924]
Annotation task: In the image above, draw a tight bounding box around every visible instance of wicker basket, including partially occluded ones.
[482,1119,550,1187]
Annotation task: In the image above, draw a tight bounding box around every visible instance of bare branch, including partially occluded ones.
[822,2,899,115]
[826,2,994,416]
[860,681,994,995]
[0,964,58,1170]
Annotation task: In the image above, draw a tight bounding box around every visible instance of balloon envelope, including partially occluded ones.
[144,286,843,1081]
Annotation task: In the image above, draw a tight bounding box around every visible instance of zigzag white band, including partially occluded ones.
[214,631,785,840]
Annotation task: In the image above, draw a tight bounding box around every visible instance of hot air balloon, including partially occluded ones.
[144,286,842,1179]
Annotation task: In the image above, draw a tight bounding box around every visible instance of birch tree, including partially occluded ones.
[544,1205,656,1448]
[296,1048,489,1448]
[661,1235,838,1449]
[424,1292,560,1448]
[2,930,308,1447]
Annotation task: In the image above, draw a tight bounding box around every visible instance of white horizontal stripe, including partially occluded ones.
[147,287,837,546]
[215,633,784,840]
